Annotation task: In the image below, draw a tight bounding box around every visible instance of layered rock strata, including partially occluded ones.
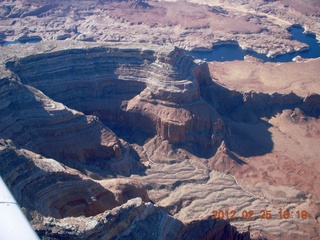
[0,75,146,176]
[1,0,320,57]
[202,82,320,124]
[1,41,319,239]
[0,140,250,239]
[33,197,250,240]
[0,139,149,219]
[6,44,224,147]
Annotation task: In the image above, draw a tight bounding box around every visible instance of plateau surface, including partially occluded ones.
[0,0,320,239]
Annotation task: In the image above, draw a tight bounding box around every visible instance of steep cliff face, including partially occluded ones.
[0,75,148,176]
[202,81,320,124]
[0,77,122,162]
[180,217,250,240]
[6,45,224,147]
[0,43,262,240]
[0,139,250,240]
[0,139,149,219]
[32,197,250,240]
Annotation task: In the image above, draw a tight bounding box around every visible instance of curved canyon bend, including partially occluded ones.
[0,0,320,239]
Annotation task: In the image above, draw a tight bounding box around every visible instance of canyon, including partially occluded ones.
[0,0,320,239]
[0,41,252,239]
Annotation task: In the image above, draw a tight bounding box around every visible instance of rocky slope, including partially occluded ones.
[0,73,142,176]
[0,126,248,240]
[33,197,250,240]
[0,139,149,219]
[0,42,250,239]
[1,0,320,56]
[5,43,223,148]
[1,40,320,239]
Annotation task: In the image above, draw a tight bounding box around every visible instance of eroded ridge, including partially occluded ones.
[0,139,149,218]
[6,44,224,149]
[1,42,320,239]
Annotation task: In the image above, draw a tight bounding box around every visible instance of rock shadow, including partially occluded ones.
[0,77,146,177]
[224,117,273,157]
[175,141,220,159]
[200,80,275,157]
[196,62,314,158]
[200,74,320,157]
[227,149,247,165]
[0,141,149,219]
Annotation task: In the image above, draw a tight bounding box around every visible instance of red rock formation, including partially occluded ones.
[180,218,250,240]
[6,45,225,147]
[0,139,149,219]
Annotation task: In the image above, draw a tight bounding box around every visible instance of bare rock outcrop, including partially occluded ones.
[33,197,250,240]
[1,0,319,56]
[180,217,250,240]
[5,43,224,147]
[0,75,146,175]
[0,139,149,219]
[0,139,250,239]
[1,0,320,238]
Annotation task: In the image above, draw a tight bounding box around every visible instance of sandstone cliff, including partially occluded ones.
[32,197,250,240]
[0,42,255,240]
[0,139,149,219]
[0,74,145,176]
[0,137,249,239]
[2,42,319,239]
[6,44,224,148]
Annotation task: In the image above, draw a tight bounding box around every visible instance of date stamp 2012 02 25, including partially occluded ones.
[212,210,309,221]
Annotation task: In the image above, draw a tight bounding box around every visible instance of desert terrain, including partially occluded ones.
[0,0,320,239]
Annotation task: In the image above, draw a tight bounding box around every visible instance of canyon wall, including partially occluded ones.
[33,197,250,240]
[202,81,320,124]
[0,42,255,239]
[0,139,149,219]
[0,75,145,175]
[6,45,224,147]
[0,140,249,239]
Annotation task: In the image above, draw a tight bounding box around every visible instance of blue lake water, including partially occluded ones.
[187,26,320,62]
